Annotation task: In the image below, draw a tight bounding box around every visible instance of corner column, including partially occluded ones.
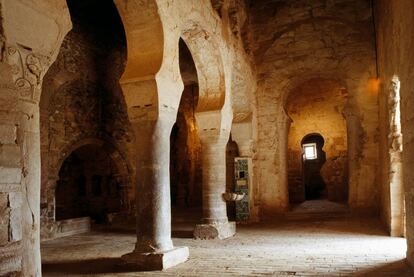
[122,111,189,270]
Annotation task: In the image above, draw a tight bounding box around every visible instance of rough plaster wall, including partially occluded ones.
[375,0,414,265]
[287,79,348,203]
[40,0,135,239]
[246,0,378,215]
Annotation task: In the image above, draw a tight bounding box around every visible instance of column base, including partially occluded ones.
[122,246,189,271]
[193,221,236,239]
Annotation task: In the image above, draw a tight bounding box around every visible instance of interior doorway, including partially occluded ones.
[286,78,348,204]
[56,144,124,223]
[301,133,326,200]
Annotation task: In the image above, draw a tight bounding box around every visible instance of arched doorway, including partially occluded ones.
[301,133,326,200]
[169,38,203,224]
[56,144,126,223]
[286,78,348,204]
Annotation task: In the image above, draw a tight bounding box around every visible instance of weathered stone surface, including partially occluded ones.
[246,0,378,216]
[193,221,236,240]
[122,246,189,271]
[0,124,16,144]
[3,0,414,275]
[0,145,20,167]
[0,193,10,244]
[286,79,348,203]
[0,167,21,184]
[40,0,136,238]
[375,0,414,267]
[0,0,71,275]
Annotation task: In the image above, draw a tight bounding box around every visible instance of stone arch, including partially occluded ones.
[180,26,225,112]
[259,16,372,65]
[114,0,163,82]
[55,138,132,185]
[51,138,132,222]
[284,78,349,204]
[282,74,349,109]
[113,0,184,124]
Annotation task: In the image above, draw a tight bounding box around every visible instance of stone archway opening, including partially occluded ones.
[39,0,132,241]
[301,133,327,200]
[169,38,203,225]
[286,78,348,207]
[56,144,125,223]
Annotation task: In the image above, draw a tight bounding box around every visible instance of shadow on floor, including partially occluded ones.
[353,259,413,276]
[91,225,194,238]
[172,229,194,238]
[42,257,158,275]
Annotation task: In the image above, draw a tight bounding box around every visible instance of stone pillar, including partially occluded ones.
[122,112,189,270]
[388,76,404,237]
[0,2,71,274]
[0,45,66,276]
[0,42,25,275]
[20,100,43,275]
[342,98,362,208]
[194,131,236,239]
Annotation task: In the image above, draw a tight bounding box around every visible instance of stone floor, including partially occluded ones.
[41,213,412,276]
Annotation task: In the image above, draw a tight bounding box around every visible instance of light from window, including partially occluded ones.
[303,143,317,160]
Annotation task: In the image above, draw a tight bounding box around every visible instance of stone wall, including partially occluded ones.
[375,0,414,266]
[287,79,348,203]
[40,0,135,239]
[246,0,378,216]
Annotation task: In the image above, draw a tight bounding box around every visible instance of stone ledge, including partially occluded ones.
[121,246,189,271]
[193,221,236,239]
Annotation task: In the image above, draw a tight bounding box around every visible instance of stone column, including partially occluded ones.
[122,111,189,270]
[0,40,25,275]
[388,76,404,237]
[0,2,70,275]
[194,131,236,239]
[342,98,362,208]
[0,47,63,276]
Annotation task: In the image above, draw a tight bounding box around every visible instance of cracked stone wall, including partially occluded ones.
[375,0,414,266]
[245,0,378,216]
[40,0,135,239]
